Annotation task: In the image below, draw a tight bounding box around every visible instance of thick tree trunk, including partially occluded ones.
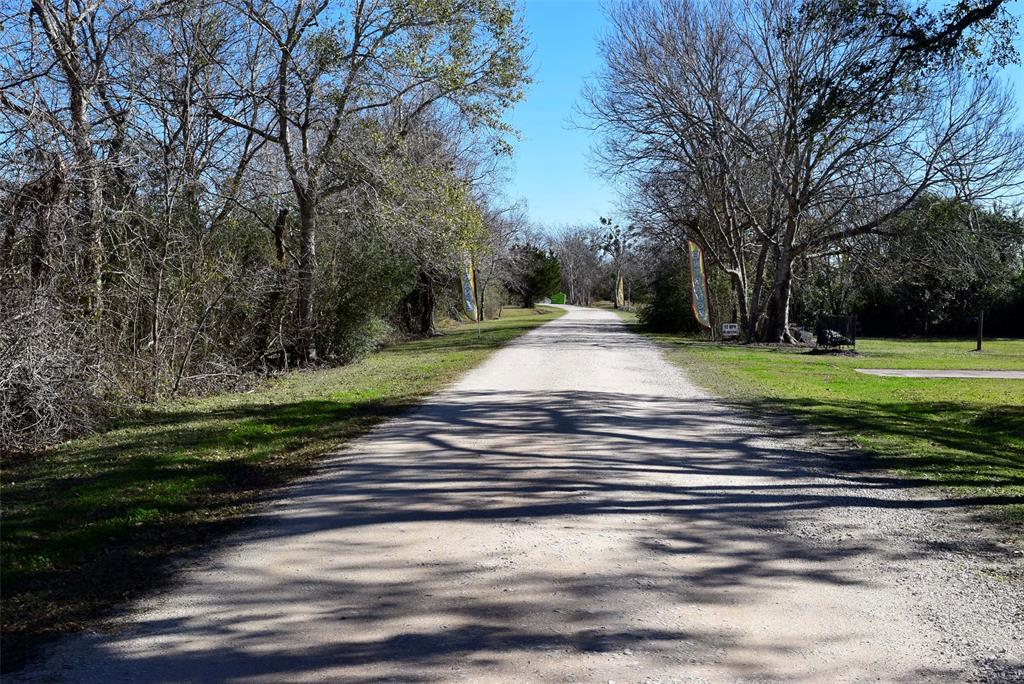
[764,200,799,343]
[255,208,289,365]
[745,242,770,342]
[418,272,436,335]
[729,271,748,339]
[400,292,415,332]
[67,63,102,315]
[33,0,104,315]
[477,279,487,322]
[764,255,795,343]
[23,156,65,287]
[399,272,438,336]
[295,200,317,363]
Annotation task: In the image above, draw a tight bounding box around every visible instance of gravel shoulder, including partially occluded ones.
[15,306,1024,683]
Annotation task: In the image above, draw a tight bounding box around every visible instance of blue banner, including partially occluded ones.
[688,241,711,329]
[461,259,478,321]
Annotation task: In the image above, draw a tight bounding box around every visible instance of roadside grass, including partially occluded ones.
[640,330,1024,523]
[609,307,639,323]
[0,306,563,670]
[593,299,641,314]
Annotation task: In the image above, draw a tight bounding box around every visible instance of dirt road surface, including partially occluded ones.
[17,307,1023,682]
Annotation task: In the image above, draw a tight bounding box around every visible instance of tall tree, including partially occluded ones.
[0,0,530,449]
[511,243,560,307]
[585,0,1024,341]
[203,0,528,360]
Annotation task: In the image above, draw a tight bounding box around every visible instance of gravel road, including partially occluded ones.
[18,306,1023,683]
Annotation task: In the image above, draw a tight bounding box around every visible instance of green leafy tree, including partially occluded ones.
[206,0,530,361]
[842,196,1024,344]
[512,245,561,307]
[637,249,702,333]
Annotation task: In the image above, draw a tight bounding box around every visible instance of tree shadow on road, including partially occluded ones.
[11,389,1021,681]
[743,396,1024,492]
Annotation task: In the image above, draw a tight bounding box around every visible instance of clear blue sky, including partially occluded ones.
[505,0,1024,228]
[505,0,610,229]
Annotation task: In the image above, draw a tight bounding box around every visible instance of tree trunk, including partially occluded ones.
[255,208,289,365]
[764,255,795,343]
[27,158,65,287]
[33,0,104,315]
[295,199,317,363]
[745,242,770,342]
[764,197,800,343]
[730,271,749,339]
[417,271,436,335]
[68,59,102,315]
[400,291,415,332]
[477,280,486,322]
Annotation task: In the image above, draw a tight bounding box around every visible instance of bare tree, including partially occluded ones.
[552,226,604,306]
[585,0,1024,341]
[473,201,529,318]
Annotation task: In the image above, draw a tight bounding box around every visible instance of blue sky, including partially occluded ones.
[505,0,610,228]
[505,0,1024,228]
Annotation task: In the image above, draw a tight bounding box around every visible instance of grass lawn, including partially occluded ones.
[0,306,563,670]
[641,328,1024,523]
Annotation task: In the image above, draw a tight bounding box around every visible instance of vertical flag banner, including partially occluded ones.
[687,240,712,329]
[615,273,625,309]
[461,258,478,321]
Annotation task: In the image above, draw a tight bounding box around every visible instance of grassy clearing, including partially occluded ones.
[0,306,563,669]
[641,330,1024,522]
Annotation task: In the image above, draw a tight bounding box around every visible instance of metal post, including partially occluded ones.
[976,308,984,351]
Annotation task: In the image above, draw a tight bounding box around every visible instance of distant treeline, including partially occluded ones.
[596,196,1024,340]
[853,286,1024,339]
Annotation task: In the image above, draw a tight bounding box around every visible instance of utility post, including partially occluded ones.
[976,308,984,351]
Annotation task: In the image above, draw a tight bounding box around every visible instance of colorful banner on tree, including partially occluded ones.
[615,273,625,309]
[461,258,478,321]
[687,240,711,329]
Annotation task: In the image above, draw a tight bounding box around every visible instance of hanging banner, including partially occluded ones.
[615,273,625,309]
[687,240,712,329]
[461,258,478,321]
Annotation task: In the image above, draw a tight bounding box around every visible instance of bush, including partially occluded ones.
[511,244,561,307]
[638,253,702,333]
[0,293,103,452]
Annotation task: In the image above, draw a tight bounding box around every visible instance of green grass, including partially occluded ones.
[0,306,563,669]
[594,300,641,316]
[643,332,1024,523]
